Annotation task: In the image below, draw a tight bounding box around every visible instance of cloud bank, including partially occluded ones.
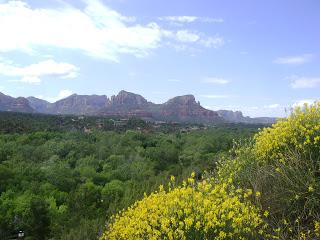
[0,1,224,62]
[0,59,78,84]
[0,0,163,61]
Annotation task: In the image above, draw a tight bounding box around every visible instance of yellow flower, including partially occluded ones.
[170,175,175,182]
[218,230,227,239]
[195,221,201,230]
[308,185,314,192]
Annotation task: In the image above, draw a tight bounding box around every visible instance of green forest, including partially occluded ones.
[0,112,261,239]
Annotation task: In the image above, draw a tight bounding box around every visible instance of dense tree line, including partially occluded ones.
[0,112,150,134]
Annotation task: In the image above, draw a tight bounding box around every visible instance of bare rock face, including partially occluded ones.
[217,110,276,124]
[27,94,110,115]
[1,90,275,124]
[109,90,148,108]
[165,95,197,106]
[100,92,223,123]
[156,95,223,123]
[0,92,34,113]
[100,91,152,118]
[52,94,110,115]
[217,110,244,122]
[27,97,52,113]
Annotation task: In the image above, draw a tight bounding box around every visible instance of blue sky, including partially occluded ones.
[0,0,319,117]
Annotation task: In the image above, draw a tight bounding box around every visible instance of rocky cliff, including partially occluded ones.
[0,91,276,124]
[0,92,35,113]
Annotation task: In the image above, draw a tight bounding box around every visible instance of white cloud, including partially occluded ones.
[20,76,42,84]
[173,31,224,48]
[200,94,229,99]
[265,103,280,109]
[199,36,224,48]
[160,16,198,23]
[0,1,225,61]
[202,17,224,23]
[39,89,73,103]
[176,30,200,42]
[203,77,229,85]
[57,89,73,99]
[289,76,320,89]
[159,16,224,23]
[274,54,313,65]
[292,99,315,108]
[0,59,78,84]
[0,0,163,61]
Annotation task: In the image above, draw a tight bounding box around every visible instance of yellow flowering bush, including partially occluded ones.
[239,102,320,239]
[101,175,268,240]
[209,103,320,240]
[254,102,320,162]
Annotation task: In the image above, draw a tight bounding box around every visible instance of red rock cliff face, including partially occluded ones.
[110,90,148,107]
[1,90,224,124]
[157,95,222,123]
[101,91,152,118]
[100,92,222,123]
[52,94,109,115]
[0,93,34,113]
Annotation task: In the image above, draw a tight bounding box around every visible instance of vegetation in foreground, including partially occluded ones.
[102,102,320,240]
[0,113,259,240]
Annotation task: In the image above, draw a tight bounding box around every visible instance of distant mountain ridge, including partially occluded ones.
[0,91,276,124]
[153,95,221,123]
[0,92,35,113]
[217,110,276,124]
[28,94,109,115]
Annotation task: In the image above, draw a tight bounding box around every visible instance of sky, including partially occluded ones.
[0,0,319,117]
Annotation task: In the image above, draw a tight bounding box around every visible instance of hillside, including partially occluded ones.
[0,115,260,239]
[101,102,320,240]
[0,92,34,113]
[0,91,276,124]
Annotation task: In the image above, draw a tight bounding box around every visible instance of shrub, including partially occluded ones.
[101,174,269,240]
[226,102,320,239]
[254,102,320,163]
